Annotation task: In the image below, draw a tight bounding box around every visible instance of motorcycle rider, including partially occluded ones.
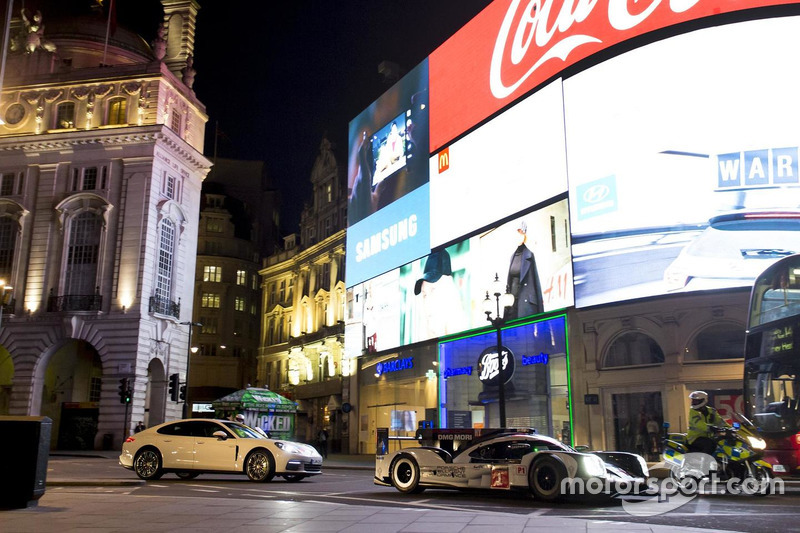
[687,390,729,456]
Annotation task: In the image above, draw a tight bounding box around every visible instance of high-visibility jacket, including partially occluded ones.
[688,406,727,443]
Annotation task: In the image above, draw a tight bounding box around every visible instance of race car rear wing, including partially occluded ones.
[413,427,537,454]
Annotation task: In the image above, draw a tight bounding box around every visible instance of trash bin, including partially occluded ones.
[0,416,52,509]
[103,433,114,451]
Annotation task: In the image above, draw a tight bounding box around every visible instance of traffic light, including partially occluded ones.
[118,378,129,404]
[124,388,132,404]
[179,384,186,401]
[169,373,179,402]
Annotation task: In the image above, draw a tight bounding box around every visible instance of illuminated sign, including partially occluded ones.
[522,353,549,365]
[477,345,515,385]
[376,357,414,376]
[716,147,800,189]
[429,0,797,151]
[443,366,473,379]
[765,326,795,355]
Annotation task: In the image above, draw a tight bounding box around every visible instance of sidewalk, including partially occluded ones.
[4,489,741,533]
[24,451,744,532]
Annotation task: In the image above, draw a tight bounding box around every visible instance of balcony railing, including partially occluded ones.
[47,294,102,312]
[149,295,180,319]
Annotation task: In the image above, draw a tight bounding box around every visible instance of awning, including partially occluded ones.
[211,387,297,413]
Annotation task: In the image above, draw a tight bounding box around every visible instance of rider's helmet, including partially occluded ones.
[689,390,708,410]
[235,414,245,423]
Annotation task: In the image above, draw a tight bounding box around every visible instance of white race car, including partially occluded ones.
[120,418,322,482]
[375,429,647,501]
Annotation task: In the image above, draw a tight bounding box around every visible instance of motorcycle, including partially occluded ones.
[662,412,773,496]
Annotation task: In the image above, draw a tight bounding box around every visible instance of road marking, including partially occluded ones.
[191,489,221,493]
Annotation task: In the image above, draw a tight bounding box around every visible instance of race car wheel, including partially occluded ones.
[530,456,566,502]
[245,449,275,482]
[133,448,163,480]
[175,471,200,480]
[391,455,425,494]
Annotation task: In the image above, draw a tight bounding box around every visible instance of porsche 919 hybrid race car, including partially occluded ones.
[374,428,648,501]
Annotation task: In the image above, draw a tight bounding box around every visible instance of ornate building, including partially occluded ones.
[258,138,349,451]
[189,158,280,413]
[0,1,211,450]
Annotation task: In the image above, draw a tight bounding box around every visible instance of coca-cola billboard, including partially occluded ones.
[429,0,798,151]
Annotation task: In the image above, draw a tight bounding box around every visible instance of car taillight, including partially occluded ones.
[124,436,135,443]
[794,434,800,448]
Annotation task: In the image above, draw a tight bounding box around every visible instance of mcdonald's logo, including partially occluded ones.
[438,148,450,173]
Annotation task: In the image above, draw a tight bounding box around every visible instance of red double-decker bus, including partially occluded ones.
[745,253,800,477]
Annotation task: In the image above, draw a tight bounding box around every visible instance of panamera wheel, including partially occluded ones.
[133,448,163,480]
[245,449,275,482]
[391,455,424,494]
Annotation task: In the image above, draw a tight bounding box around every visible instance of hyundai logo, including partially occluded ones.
[582,184,610,204]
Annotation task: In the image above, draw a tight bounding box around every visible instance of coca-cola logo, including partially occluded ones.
[490,0,702,99]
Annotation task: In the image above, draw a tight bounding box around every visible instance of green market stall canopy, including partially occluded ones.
[212,388,297,414]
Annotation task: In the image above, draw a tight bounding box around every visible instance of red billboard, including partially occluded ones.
[429,0,799,152]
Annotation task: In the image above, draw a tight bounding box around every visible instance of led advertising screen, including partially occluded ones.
[565,16,800,308]
[346,61,431,287]
[428,0,799,152]
[429,79,568,248]
[345,200,573,354]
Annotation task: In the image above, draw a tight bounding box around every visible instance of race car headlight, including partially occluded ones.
[747,435,766,450]
[274,441,305,454]
[583,456,606,477]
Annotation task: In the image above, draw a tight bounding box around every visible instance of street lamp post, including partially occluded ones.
[483,273,514,428]
[180,321,202,418]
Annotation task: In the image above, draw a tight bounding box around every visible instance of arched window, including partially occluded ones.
[685,323,745,361]
[55,102,75,129]
[603,331,665,368]
[65,211,102,295]
[107,98,127,126]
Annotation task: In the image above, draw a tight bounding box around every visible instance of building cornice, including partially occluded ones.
[0,125,212,173]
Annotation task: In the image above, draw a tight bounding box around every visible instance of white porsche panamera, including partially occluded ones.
[119,418,323,482]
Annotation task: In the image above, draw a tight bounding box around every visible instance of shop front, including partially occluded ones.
[438,314,572,443]
[358,343,439,454]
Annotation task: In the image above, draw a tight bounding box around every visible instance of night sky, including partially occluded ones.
[22,0,493,233]
[188,1,492,234]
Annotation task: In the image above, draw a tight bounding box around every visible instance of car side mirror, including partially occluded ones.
[212,431,228,440]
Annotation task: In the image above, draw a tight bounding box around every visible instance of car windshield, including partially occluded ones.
[221,421,263,439]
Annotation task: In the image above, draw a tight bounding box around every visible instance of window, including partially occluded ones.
[0,217,17,281]
[107,98,127,125]
[55,102,75,129]
[89,376,101,403]
[155,219,176,304]
[206,218,223,233]
[250,302,256,315]
[0,174,13,196]
[234,296,245,312]
[200,344,217,356]
[251,273,258,290]
[71,167,104,191]
[203,265,222,282]
[279,280,286,302]
[318,262,330,291]
[165,175,176,200]
[171,110,182,133]
[326,183,332,203]
[65,212,102,295]
[603,332,665,368]
[201,293,220,308]
[201,317,217,334]
[685,324,745,361]
[236,270,246,286]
